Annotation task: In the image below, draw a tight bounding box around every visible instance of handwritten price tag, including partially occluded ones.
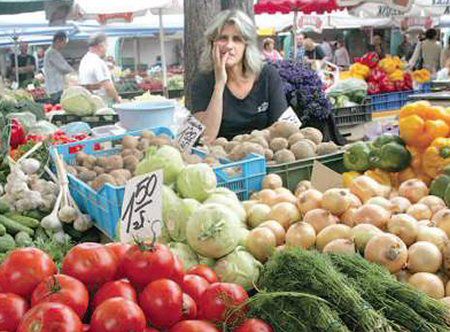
[120,170,163,244]
[177,115,205,151]
[278,107,302,127]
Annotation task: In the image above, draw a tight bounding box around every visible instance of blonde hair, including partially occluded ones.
[199,10,264,75]
[304,38,315,51]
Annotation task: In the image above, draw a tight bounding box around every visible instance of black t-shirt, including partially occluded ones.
[191,64,288,140]
[305,46,325,60]
[10,53,36,86]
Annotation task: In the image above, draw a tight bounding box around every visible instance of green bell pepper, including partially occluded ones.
[430,174,450,198]
[369,134,411,172]
[343,142,371,172]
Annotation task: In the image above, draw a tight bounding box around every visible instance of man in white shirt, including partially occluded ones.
[44,31,73,103]
[79,33,121,104]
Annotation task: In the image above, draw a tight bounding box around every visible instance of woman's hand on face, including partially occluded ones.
[213,42,229,89]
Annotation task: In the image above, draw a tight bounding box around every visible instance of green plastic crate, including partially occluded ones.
[267,151,345,192]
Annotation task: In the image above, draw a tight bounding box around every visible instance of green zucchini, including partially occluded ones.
[0,234,15,252]
[23,210,44,221]
[5,213,40,229]
[0,215,34,236]
[15,231,33,247]
[0,199,10,214]
[0,224,5,236]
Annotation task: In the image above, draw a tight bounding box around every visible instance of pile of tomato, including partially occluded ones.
[0,242,273,332]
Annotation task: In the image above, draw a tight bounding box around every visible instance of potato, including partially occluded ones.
[123,155,139,173]
[93,166,105,176]
[122,135,139,149]
[214,137,228,147]
[249,136,269,149]
[105,155,123,171]
[75,151,89,165]
[137,138,150,151]
[121,149,134,158]
[288,133,305,147]
[110,169,132,181]
[270,137,289,152]
[290,141,316,160]
[141,130,155,140]
[78,169,97,182]
[96,156,109,168]
[82,155,97,169]
[91,174,116,191]
[274,149,295,164]
[300,127,323,145]
[114,176,128,186]
[264,149,274,160]
[269,122,299,139]
[66,166,78,176]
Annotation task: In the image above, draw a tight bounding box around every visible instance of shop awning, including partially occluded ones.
[0,0,71,15]
[254,0,341,15]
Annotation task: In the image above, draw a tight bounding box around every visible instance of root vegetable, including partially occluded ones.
[398,179,429,203]
[351,224,383,252]
[58,205,78,223]
[141,130,155,140]
[91,174,116,191]
[323,239,356,254]
[269,137,288,152]
[93,166,104,176]
[105,155,124,171]
[431,209,450,238]
[285,222,316,249]
[78,170,97,182]
[390,196,412,214]
[303,208,338,233]
[273,192,297,205]
[294,180,312,197]
[290,141,316,160]
[242,200,259,214]
[364,233,407,273]
[348,193,362,208]
[446,281,450,296]
[418,196,446,215]
[258,220,286,246]
[122,135,139,149]
[316,224,352,251]
[296,189,323,214]
[395,270,412,283]
[407,241,442,273]
[82,155,97,169]
[269,122,299,139]
[268,202,301,229]
[264,149,273,160]
[354,204,391,230]
[288,132,304,147]
[408,272,445,299]
[416,225,448,251]
[246,227,276,262]
[258,189,278,206]
[274,149,295,164]
[441,297,450,308]
[366,197,394,212]
[75,151,89,165]
[300,127,323,145]
[321,188,352,215]
[262,174,283,190]
[137,138,150,151]
[110,169,132,181]
[407,203,432,221]
[387,214,418,246]
[123,155,139,173]
[247,204,272,228]
[350,175,390,202]
[340,208,358,227]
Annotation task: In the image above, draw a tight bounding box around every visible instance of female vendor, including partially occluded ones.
[191,10,288,143]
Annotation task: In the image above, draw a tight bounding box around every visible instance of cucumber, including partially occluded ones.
[0,199,10,214]
[0,215,34,236]
[5,213,40,229]
[0,224,5,236]
[15,231,33,247]
[0,234,15,252]
[23,210,44,221]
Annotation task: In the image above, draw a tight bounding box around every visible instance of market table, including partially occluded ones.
[408,91,450,107]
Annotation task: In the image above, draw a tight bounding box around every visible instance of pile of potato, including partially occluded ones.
[66,130,222,191]
[205,122,340,165]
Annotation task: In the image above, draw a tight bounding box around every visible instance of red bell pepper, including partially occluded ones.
[355,52,380,69]
[9,119,26,149]
[367,81,381,95]
[379,76,396,93]
[368,67,387,83]
[394,80,406,91]
[43,103,53,113]
[403,72,413,90]
[53,104,62,111]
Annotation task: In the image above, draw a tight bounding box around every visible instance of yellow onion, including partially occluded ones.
[407,203,432,221]
[398,179,429,204]
[387,214,418,246]
[268,202,301,230]
[408,272,445,299]
[364,233,407,273]
[349,175,390,202]
[366,197,394,212]
[258,220,286,246]
[354,204,391,230]
[340,208,358,227]
[407,241,442,273]
[395,270,412,283]
[303,208,338,233]
[316,224,352,251]
[246,227,277,262]
[432,209,450,238]
[390,196,412,214]
[294,180,312,197]
[296,189,323,215]
[418,195,446,215]
[417,225,448,251]
[351,223,383,252]
[321,188,352,216]
[322,239,356,254]
[262,174,283,189]
[285,222,316,249]
[247,203,271,228]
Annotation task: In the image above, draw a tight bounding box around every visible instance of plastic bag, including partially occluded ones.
[28,120,58,136]
[6,112,36,130]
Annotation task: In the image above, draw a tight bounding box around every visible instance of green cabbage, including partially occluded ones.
[136,146,185,185]
[186,203,244,258]
[204,194,246,223]
[208,187,239,201]
[177,163,217,202]
[61,86,97,116]
[162,186,200,242]
[168,242,199,270]
[213,246,262,290]
[198,255,216,267]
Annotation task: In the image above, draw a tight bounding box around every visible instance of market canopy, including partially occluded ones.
[254,0,341,15]
[0,0,71,15]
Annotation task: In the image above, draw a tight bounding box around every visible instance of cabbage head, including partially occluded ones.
[177,163,217,202]
[136,146,185,185]
[186,203,243,258]
[214,246,262,290]
[208,187,239,201]
[198,255,216,267]
[61,86,96,116]
[204,194,246,224]
[162,187,200,242]
[168,242,199,270]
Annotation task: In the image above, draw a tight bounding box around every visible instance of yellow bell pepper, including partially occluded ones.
[412,69,431,83]
[364,169,392,186]
[389,69,404,82]
[399,101,450,148]
[342,171,361,188]
[422,137,450,178]
[340,71,352,80]
[379,56,398,74]
[392,56,406,70]
[349,63,371,79]
[397,167,432,186]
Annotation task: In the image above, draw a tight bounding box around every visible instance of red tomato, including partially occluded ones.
[90,297,146,332]
[62,243,117,291]
[235,319,274,332]
[199,282,248,323]
[169,320,220,332]
[83,324,90,332]
[181,274,209,304]
[187,265,218,284]
[17,302,83,332]
[171,254,185,284]
[0,248,57,298]
[105,243,132,278]
[121,243,175,289]
[92,279,137,308]
[144,328,160,332]
[139,279,183,329]
[183,293,197,320]
[0,293,29,332]
[31,274,89,319]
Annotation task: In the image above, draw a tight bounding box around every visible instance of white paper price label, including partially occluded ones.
[120,170,163,244]
[278,107,302,127]
[177,115,205,151]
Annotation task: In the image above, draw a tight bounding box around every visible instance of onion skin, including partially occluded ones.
[296,189,323,215]
[432,209,450,238]
[364,233,408,273]
[268,202,301,230]
[340,208,358,227]
[246,227,277,262]
[416,225,448,251]
[408,272,445,299]
[263,174,283,190]
[407,241,442,273]
[398,179,429,204]
[387,214,418,246]
[390,196,412,214]
[349,175,390,202]
[418,195,446,215]
[395,270,412,283]
[321,188,352,216]
[258,220,286,246]
[446,280,450,296]
[351,224,383,252]
[322,239,356,254]
[303,209,338,234]
[407,203,432,221]
[353,204,391,230]
[441,297,450,308]
[247,204,272,228]
[285,222,316,250]
[294,180,313,197]
[316,224,352,251]
[366,197,394,212]
[259,189,279,206]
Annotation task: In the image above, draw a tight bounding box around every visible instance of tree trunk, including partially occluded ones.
[221,0,254,19]
[184,0,221,110]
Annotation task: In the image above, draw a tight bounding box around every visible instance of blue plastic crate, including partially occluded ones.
[53,128,266,239]
[370,90,415,112]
